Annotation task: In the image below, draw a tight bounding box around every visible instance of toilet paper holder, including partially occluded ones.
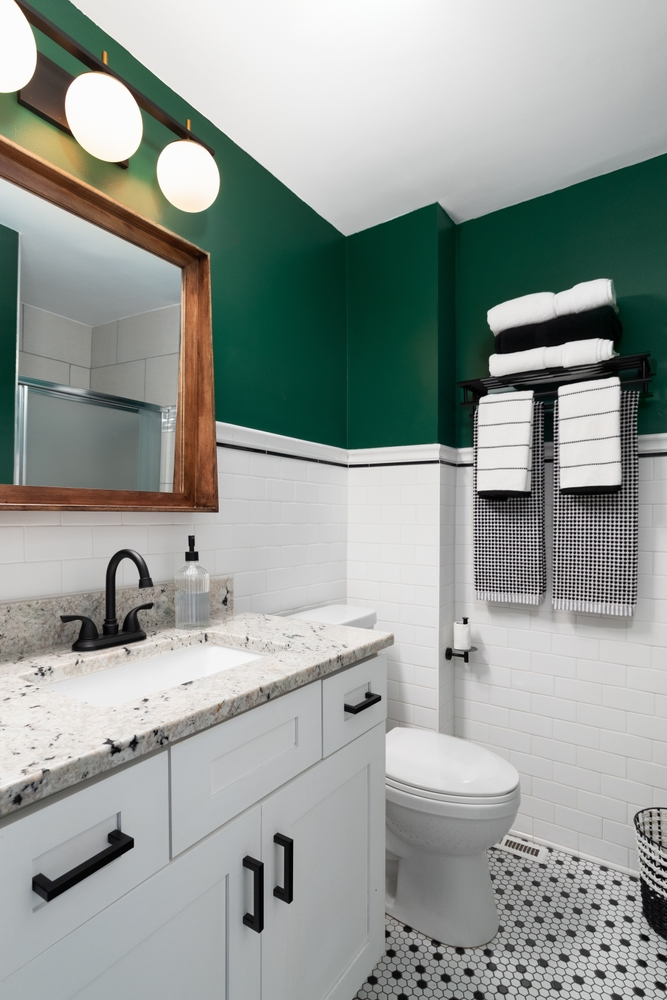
[446,617,477,663]
[445,645,478,664]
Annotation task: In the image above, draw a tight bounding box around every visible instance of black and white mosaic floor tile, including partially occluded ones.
[357,846,667,998]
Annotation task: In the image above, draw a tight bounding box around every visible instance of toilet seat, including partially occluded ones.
[386,777,520,821]
[386,776,519,807]
[386,727,519,799]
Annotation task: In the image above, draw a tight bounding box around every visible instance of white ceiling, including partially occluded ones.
[0,177,181,326]
[71,0,667,235]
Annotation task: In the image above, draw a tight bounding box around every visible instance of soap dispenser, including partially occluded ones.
[175,535,210,629]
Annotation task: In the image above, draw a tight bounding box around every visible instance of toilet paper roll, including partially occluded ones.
[453,621,471,651]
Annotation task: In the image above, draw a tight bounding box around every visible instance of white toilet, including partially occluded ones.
[287,604,520,949]
[288,604,377,629]
[386,727,520,948]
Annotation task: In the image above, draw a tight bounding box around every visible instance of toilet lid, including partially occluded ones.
[386,728,519,797]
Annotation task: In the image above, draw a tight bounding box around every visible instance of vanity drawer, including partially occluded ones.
[0,752,169,984]
[322,652,387,757]
[170,680,322,856]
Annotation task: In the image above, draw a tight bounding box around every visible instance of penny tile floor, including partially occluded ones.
[356,845,667,998]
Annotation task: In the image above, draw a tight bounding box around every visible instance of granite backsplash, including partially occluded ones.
[0,575,232,663]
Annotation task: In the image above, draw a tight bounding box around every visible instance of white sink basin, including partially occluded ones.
[47,644,264,707]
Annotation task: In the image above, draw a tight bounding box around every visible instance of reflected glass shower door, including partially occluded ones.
[15,379,170,492]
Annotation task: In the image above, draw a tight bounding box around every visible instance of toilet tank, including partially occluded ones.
[288,604,377,630]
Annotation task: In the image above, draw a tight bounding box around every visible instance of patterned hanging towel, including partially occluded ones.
[553,390,639,616]
[474,400,546,604]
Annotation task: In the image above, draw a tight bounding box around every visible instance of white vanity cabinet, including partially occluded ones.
[0,805,262,1000]
[261,725,385,1000]
[0,652,387,1000]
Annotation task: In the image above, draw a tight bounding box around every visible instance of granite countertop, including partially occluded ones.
[0,612,393,820]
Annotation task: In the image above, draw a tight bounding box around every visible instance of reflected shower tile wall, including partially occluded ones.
[20,303,92,388]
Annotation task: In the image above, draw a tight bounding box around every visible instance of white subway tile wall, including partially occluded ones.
[216,446,347,613]
[455,452,667,873]
[347,461,446,732]
[0,442,347,616]
[440,462,457,735]
[1,417,664,873]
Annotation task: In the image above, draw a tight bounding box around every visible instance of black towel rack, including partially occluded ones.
[458,353,653,409]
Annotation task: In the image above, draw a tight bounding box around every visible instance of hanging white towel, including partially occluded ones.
[488,339,616,377]
[487,292,556,335]
[558,377,621,492]
[476,390,534,496]
[554,278,617,317]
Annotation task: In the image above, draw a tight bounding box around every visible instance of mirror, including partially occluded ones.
[0,134,216,511]
[0,177,181,491]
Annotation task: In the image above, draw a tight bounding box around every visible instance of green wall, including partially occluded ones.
[0,224,18,483]
[456,153,667,446]
[7,3,667,455]
[346,204,456,449]
[437,206,457,447]
[0,0,347,447]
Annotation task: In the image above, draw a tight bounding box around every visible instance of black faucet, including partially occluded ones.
[61,549,155,652]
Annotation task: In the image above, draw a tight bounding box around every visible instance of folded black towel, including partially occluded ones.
[495,305,622,354]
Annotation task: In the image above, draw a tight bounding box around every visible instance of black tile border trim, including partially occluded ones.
[216,441,458,469]
[217,440,667,470]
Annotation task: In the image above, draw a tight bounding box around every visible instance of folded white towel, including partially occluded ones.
[476,390,534,495]
[487,292,556,335]
[488,339,616,377]
[554,278,617,317]
[558,377,621,491]
[558,338,616,367]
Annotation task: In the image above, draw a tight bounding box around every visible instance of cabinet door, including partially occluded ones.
[0,805,261,1000]
[261,724,385,1000]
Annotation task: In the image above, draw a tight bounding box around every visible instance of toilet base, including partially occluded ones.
[386,851,499,948]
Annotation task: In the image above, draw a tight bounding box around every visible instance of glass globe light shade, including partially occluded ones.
[65,72,143,162]
[0,0,37,93]
[157,140,220,213]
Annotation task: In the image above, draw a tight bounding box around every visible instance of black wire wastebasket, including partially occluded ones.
[635,808,667,938]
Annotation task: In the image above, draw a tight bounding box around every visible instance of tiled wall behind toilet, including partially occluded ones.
[347,457,441,731]
[0,417,665,874]
[455,439,667,873]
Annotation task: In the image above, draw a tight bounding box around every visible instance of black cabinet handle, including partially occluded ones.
[32,829,134,903]
[344,691,382,715]
[243,856,264,933]
[273,833,294,904]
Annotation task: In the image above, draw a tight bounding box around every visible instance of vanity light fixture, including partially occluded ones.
[12,0,219,212]
[65,51,143,163]
[157,120,220,213]
[0,0,37,93]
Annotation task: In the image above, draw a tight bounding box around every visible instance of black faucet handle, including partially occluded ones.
[60,615,99,642]
[122,603,154,635]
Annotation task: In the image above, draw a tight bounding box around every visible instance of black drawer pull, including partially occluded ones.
[32,829,134,903]
[243,856,264,933]
[344,691,382,715]
[273,833,294,904]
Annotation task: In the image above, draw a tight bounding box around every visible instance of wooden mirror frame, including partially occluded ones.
[0,134,217,511]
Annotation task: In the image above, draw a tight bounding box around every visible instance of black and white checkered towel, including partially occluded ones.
[553,390,638,616]
[474,400,546,605]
